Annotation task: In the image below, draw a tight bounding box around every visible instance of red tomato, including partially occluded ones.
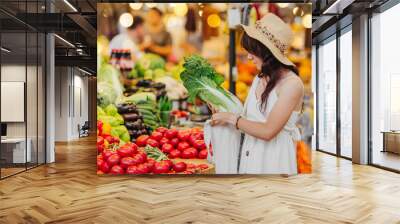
[188,133,202,146]
[97,136,104,146]
[164,129,178,139]
[146,138,159,148]
[117,144,135,158]
[197,164,209,170]
[182,170,194,174]
[97,144,105,154]
[161,143,174,154]
[162,160,173,169]
[110,165,124,175]
[186,163,196,170]
[107,154,121,167]
[97,170,104,175]
[177,142,190,151]
[177,130,190,141]
[120,157,135,169]
[156,127,168,134]
[145,162,155,172]
[138,151,148,161]
[153,162,170,174]
[136,135,150,147]
[150,131,163,142]
[126,165,140,174]
[132,154,145,165]
[97,154,103,160]
[106,135,119,145]
[100,161,110,173]
[102,150,116,161]
[168,149,181,159]
[181,148,197,159]
[170,138,179,147]
[172,162,187,172]
[198,149,208,159]
[137,164,150,174]
[193,140,206,150]
[97,158,104,168]
[159,137,170,146]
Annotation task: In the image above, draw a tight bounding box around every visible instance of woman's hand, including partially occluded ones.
[207,103,218,114]
[211,112,238,126]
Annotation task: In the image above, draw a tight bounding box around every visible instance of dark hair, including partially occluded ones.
[128,16,144,30]
[149,7,163,17]
[185,8,196,32]
[241,32,299,112]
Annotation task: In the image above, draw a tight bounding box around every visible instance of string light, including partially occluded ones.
[129,3,143,10]
[119,13,133,28]
[207,14,221,28]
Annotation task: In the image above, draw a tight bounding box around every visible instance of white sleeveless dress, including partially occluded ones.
[239,76,300,175]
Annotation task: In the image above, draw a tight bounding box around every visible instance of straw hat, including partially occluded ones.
[240,13,294,67]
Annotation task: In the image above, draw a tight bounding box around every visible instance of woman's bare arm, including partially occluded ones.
[236,77,303,141]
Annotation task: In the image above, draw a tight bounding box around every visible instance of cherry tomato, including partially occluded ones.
[153,162,170,174]
[170,138,179,147]
[120,157,135,169]
[102,150,116,161]
[182,170,194,174]
[156,127,168,134]
[168,149,181,159]
[137,164,150,174]
[150,131,163,142]
[97,170,104,175]
[177,142,190,151]
[186,163,196,170]
[97,158,104,168]
[198,149,208,159]
[117,144,137,157]
[97,144,105,154]
[110,165,125,174]
[161,143,174,154]
[97,136,104,146]
[146,138,159,148]
[172,162,187,172]
[159,137,170,146]
[136,135,150,147]
[100,161,110,173]
[162,160,173,169]
[164,129,178,139]
[188,133,202,146]
[126,165,140,174]
[197,164,209,170]
[193,140,206,150]
[107,154,121,167]
[181,147,198,159]
[177,130,190,142]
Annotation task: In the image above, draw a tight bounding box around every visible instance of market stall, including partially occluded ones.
[97,3,312,175]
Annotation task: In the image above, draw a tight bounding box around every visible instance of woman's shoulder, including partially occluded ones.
[277,72,304,95]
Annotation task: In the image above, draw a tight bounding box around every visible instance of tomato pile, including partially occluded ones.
[136,127,208,160]
[97,121,210,175]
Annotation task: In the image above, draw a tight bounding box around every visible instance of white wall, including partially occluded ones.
[54,67,89,141]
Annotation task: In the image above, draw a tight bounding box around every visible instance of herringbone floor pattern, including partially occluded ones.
[1,136,400,224]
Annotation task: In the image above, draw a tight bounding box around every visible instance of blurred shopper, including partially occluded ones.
[142,8,172,59]
[181,7,202,55]
[109,15,145,60]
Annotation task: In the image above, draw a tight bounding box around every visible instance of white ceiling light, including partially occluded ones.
[302,14,312,29]
[323,0,355,14]
[54,34,75,48]
[119,13,133,28]
[277,3,289,8]
[1,47,11,53]
[145,3,157,8]
[63,0,78,12]
[129,3,143,10]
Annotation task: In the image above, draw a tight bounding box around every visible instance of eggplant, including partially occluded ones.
[151,82,166,90]
[136,79,152,88]
[117,103,137,114]
[122,113,140,121]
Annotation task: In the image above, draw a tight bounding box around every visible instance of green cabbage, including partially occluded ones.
[97,64,124,107]
[97,82,117,108]
[180,55,243,114]
[135,53,165,77]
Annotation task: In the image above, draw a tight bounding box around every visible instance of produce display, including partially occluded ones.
[97,123,212,175]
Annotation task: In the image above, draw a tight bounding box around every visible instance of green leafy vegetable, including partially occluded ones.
[180,55,243,113]
[104,104,118,116]
[143,145,168,161]
[158,96,172,112]
[135,53,166,77]
[97,82,117,108]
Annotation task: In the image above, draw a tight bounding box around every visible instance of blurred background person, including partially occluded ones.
[143,8,173,59]
[181,7,202,56]
[109,15,145,60]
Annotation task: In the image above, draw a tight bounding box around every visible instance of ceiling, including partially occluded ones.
[0,0,97,75]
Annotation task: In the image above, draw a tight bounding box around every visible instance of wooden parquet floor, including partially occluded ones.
[1,136,400,224]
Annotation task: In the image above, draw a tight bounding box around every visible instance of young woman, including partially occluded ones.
[210,13,304,175]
